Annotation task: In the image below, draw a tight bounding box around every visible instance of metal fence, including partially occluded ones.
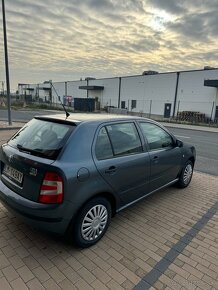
[1,95,218,127]
[124,99,218,126]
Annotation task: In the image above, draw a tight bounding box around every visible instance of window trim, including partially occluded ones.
[138,121,176,152]
[94,121,144,161]
[94,126,114,160]
[105,126,115,156]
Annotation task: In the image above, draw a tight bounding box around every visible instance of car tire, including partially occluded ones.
[71,197,111,248]
[177,160,193,188]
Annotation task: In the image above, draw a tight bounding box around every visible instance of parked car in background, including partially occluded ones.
[0,114,196,247]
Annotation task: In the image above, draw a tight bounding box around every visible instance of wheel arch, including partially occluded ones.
[65,191,117,244]
[66,191,117,232]
[76,191,117,217]
[189,156,195,165]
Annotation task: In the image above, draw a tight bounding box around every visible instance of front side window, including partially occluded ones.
[140,122,174,151]
[106,122,142,156]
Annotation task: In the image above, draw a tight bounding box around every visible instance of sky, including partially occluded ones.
[0,0,218,91]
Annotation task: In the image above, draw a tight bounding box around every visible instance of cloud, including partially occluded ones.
[168,11,218,41]
[0,0,217,90]
[147,0,186,15]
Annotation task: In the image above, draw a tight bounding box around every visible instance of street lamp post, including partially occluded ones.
[2,0,12,125]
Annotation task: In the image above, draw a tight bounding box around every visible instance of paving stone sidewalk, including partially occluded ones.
[0,121,25,131]
[0,170,218,289]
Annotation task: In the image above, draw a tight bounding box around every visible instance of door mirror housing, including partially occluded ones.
[176,139,183,147]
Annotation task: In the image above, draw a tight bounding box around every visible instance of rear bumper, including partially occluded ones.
[0,179,74,235]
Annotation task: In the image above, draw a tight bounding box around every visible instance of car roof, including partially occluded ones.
[35,113,150,124]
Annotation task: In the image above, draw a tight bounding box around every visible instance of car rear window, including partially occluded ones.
[8,118,75,159]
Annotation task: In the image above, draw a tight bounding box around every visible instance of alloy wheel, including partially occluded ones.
[183,164,193,185]
[81,204,108,241]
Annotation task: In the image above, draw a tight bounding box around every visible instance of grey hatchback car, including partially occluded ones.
[0,114,196,247]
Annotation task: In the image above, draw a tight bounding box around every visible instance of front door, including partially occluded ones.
[93,122,150,206]
[121,101,126,109]
[139,122,182,191]
[148,147,182,191]
[164,103,172,118]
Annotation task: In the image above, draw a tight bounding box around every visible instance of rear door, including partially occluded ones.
[93,121,150,206]
[139,122,182,192]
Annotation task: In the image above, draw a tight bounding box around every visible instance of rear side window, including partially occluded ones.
[106,123,142,156]
[8,118,75,159]
[95,122,142,160]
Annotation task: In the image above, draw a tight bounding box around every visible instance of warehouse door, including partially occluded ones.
[74,98,95,112]
[215,106,218,120]
[121,101,126,109]
[164,103,171,118]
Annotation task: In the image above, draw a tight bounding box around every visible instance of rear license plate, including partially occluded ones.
[3,165,23,184]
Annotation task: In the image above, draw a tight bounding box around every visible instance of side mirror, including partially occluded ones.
[176,139,183,147]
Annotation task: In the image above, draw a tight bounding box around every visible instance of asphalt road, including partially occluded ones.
[167,127,218,176]
[1,109,217,176]
[0,108,55,121]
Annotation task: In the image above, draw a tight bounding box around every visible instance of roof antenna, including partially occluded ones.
[44,81,70,119]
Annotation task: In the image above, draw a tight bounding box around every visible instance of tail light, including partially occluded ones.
[39,172,64,204]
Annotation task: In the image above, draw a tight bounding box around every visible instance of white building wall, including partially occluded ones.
[52,82,66,103]
[63,78,119,109]
[18,84,37,98]
[38,83,51,102]
[29,84,38,99]
[19,83,51,101]
[67,81,87,99]
[18,68,218,119]
[176,70,218,117]
[88,78,119,108]
[120,73,177,116]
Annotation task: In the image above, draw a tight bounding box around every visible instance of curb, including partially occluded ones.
[0,127,22,131]
[0,119,27,123]
[162,123,218,133]
[0,119,26,131]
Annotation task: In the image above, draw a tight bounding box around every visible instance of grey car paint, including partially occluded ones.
[92,120,151,206]
[0,114,196,236]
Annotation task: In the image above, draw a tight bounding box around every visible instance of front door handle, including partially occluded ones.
[105,166,116,174]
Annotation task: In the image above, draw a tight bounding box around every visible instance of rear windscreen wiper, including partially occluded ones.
[17,144,58,159]
[17,144,31,154]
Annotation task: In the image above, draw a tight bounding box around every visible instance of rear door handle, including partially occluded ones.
[152,156,159,163]
[105,166,116,174]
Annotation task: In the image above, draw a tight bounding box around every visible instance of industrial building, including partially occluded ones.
[18,67,218,121]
